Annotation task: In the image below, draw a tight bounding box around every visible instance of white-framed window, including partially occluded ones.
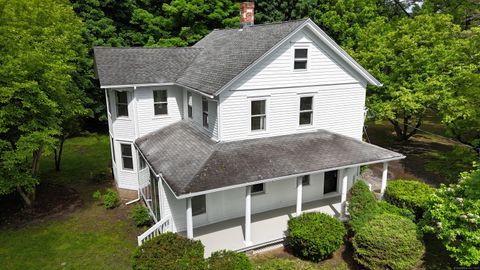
[187,92,193,119]
[298,175,310,186]
[251,183,265,195]
[324,170,338,194]
[120,143,133,170]
[294,48,308,70]
[153,90,168,115]
[202,97,209,128]
[251,100,266,131]
[192,195,206,216]
[116,91,129,117]
[299,96,313,125]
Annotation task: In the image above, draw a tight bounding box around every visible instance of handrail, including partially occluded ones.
[137,215,172,246]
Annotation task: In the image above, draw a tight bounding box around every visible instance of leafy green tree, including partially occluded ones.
[423,166,480,266]
[355,14,463,140]
[0,0,88,206]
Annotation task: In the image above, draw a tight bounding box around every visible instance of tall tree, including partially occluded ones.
[354,14,463,140]
[0,0,88,206]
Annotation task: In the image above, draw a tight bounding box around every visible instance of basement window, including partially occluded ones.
[116,91,129,117]
[121,143,133,170]
[153,90,168,115]
[299,96,313,125]
[251,183,265,195]
[192,195,206,216]
[294,48,308,70]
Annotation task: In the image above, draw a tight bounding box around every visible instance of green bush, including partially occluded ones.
[129,205,152,227]
[352,213,425,270]
[348,180,378,232]
[207,250,252,270]
[132,232,205,270]
[103,188,119,209]
[287,212,346,262]
[384,180,434,218]
[92,190,101,201]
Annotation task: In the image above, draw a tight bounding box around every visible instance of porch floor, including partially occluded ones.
[181,195,342,257]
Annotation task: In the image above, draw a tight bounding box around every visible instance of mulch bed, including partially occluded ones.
[0,183,83,228]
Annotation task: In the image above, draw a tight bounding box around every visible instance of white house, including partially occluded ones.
[94,2,404,256]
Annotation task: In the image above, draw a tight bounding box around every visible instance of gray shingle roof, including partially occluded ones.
[93,47,201,86]
[135,121,405,197]
[93,19,307,92]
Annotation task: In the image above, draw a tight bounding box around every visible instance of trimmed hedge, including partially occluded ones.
[132,232,205,270]
[384,180,434,218]
[207,250,252,270]
[352,213,425,270]
[287,212,346,262]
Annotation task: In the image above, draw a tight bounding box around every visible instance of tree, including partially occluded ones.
[423,166,480,266]
[0,0,88,206]
[354,14,463,140]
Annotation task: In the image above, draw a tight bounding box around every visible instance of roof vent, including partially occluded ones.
[240,2,254,28]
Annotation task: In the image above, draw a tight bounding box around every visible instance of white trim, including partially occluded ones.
[175,156,405,199]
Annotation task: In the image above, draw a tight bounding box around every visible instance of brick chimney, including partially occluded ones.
[240,2,254,28]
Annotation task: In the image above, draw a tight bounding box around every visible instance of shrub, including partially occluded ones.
[422,167,480,266]
[287,212,346,262]
[132,232,205,270]
[384,180,434,218]
[348,180,378,232]
[103,188,119,209]
[129,205,152,227]
[207,250,252,270]
[92,190,101,201]
[353,213,425,270]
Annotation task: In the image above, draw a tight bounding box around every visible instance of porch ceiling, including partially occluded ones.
[135,121,405,197]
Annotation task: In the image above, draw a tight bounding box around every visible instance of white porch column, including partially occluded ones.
[296,177,303,216]
[186,197,193,239]
[245,186,252,246]
[341,169,349,216]
[381,162,389,196]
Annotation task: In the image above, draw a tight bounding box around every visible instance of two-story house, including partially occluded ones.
[94,2,404,256]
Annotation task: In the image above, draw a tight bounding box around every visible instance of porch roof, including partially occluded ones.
[135,121,404,198]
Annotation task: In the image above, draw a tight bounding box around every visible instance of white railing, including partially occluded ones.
[137,215,172,246]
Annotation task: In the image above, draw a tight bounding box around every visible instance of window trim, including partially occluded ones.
[202,96,209,129]
[153,89,168,116]
[192,195,206,216]
[251,183,265,195]
[299,96,314,126]
[115,91,129,118]
[293,47,309,71]
[250,99,267,132]
[120,143,134,171]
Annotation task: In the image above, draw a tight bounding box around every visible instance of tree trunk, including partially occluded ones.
[54,138,65,171]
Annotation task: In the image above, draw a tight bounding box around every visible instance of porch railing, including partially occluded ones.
[137,215,172,246]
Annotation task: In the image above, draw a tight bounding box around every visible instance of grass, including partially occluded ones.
[0,135,142,270]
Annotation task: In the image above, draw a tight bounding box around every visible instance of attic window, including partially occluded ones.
[294,48,308,70]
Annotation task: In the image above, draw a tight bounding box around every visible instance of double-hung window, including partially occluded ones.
[251,100,266,131]
[299,96,313,125]
[294,48,308,70]
[202,97,209,128]
[121,143,133,170]
[116,91,129,117]
[192,195,206,216]
[187,92,193,119]
[153,90,168,115]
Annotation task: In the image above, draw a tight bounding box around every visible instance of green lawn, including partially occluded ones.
[0,135,142,270]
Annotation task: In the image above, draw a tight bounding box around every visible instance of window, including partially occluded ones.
[251,100,266,131]
[294,48,308,70]
[153,90,168,115]
[187,92,193,119]
[116,91,129,117]
[202,97,209,128]
[121,143,133,170]
[299,96,313,125]
[298,175,310,186]
[324,170,338,194]
[251,183,265,195]
[192,195,206,216]
[139,154,146,170]
[110,137,115,162]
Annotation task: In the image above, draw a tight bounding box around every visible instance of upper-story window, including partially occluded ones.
[202,97,209,128]
[251,100,266,131]
[116,91,128,117]
[299,96,313,125]
[187,92,193,119]
[294,48,308,70]
[120,143,133,170]
[153,90,168,115]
